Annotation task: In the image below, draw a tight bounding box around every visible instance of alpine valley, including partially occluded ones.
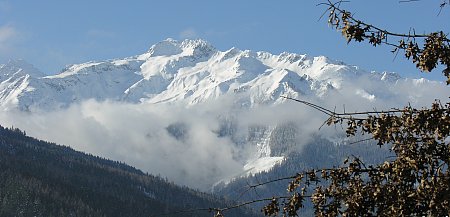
[1,39,448,208]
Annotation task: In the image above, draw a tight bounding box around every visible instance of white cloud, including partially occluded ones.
[0,25,16,43]
[0,100,244,190]
[0,25,18,54]
[179,28,198,39]
[0,97,327,190]
[0,71,447,190]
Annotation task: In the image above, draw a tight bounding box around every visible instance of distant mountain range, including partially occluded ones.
[1,38,445,111]
[0,38,448,193]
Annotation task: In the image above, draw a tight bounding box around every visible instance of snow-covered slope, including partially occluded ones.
[2,38,440,111]
[1,39,448,189]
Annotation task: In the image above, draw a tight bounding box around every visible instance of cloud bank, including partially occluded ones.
[0,76,448,190]
[0,94,332,190]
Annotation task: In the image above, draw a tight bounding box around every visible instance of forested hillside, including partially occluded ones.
[214,135,392,214]
[0,125,256,217]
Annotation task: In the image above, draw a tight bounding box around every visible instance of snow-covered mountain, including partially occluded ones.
[2,38,437,112]
[1,38,448,191]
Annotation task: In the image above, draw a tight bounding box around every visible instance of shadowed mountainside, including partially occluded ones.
[0,125,256,217]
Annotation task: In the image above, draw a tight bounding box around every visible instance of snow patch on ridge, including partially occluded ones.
[243,156,285,175]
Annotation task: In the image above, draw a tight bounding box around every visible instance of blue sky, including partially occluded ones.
[0,0,448,80]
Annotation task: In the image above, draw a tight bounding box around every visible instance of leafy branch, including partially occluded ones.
[199,98,450,216]
[319,0,450,83]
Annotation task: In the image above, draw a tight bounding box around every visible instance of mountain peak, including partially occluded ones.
[145,39,183,57]
[277,52,308,63]
[0,38,444,112]
[4,59,36,70]
[177,38,217,59]
[0,59,44,79]
[143,39,217,59]
[180,38,215,51]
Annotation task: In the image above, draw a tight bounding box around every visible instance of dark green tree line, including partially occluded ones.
[0,125,256,217]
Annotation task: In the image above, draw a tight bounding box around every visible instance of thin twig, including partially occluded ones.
[320,0,432,38]
[348,137,374,145]
[281,96,404,116]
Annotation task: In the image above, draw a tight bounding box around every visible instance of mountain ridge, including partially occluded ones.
[1,38,438,112]
[1,38,448,191]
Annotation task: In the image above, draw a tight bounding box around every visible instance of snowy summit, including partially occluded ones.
[0,38,445,112]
